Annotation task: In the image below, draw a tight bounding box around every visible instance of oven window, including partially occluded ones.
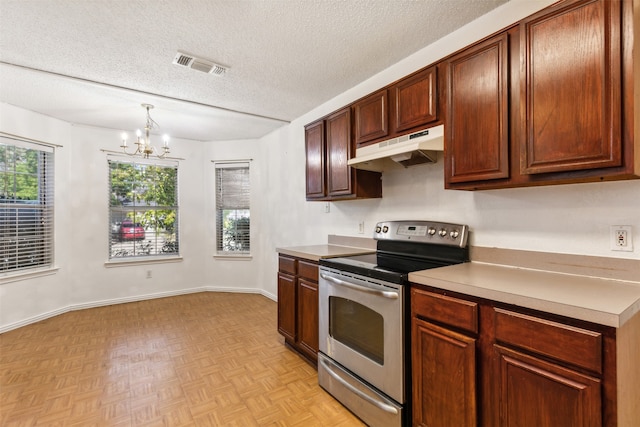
[329,296,384,365]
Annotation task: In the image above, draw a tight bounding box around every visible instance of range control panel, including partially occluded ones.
[373,220,469,248]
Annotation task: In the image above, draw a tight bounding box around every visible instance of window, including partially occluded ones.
[215,162,250,254]
[0,136,54,274]
[108,159,179,259]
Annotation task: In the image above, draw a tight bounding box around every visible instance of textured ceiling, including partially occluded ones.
[0,0,508,142]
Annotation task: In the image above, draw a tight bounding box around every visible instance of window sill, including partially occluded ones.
[0,267,60,285]
[104,256,183,268]
[213,253,253,261]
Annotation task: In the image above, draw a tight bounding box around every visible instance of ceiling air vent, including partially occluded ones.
[172,51,228,76]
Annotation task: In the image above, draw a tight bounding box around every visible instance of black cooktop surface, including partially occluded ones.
[320,253,453,285]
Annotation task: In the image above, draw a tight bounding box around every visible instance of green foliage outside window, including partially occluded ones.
[109,160,179,258]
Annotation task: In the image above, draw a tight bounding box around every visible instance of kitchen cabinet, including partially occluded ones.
[519,0,621,175]
[304,120,325,199]
[445,32,510,184]
[353,66,440,149]
[277,255,319,364]
[445,0,638,190]
[353,89,388,146]
[411,284,619,426]
[305,107,382,201]
[296,261,319,361]
[391,65,438,134]
[492,308,604,427]
[411,288,478,427]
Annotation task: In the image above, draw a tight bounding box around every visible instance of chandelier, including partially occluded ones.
[120,104,170,158]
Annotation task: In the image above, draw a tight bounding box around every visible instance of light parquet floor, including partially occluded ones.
[0,292,365,426]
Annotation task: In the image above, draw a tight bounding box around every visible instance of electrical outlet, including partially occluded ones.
[358,221,365,234]
[324,202,330,213]
[610,225,633,252]
[146,270,152,279]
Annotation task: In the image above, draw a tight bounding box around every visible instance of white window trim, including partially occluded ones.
[0,134,56,276]
[107,156,180,262]
[0,267,60,285]
[104,256,183,268]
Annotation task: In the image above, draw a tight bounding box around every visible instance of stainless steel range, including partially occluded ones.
[318,220,470,427]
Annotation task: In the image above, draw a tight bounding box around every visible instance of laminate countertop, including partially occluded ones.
[276,244,374,262]
[410,260,640,328]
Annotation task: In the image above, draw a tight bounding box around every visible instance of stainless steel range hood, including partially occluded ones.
[348,124,444,172]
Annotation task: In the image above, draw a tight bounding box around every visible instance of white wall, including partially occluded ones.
[2,0,639,331]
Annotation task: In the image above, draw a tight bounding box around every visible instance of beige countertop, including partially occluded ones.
[410,261,640,328]
[276,244,374,262]
[277,235,376,261]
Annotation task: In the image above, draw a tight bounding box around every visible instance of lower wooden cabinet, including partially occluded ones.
[411,285,619,427]
[277,255,319,364]
[297,277,319,359]
[412,318,477,427]
[494,345,602,427]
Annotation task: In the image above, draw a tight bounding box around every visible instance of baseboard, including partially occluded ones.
[0,306,70,334]
[0,286,277,334]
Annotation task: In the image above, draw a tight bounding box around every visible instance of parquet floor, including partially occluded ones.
[0,292,365,426]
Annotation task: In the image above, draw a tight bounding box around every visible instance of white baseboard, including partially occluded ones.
[0,286,277,334]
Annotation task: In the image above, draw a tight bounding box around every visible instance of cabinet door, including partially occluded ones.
[277,272,296,342]
[325,107,353,197]
[520,0,622,174]
[392,66,437,133]
[305,120,326,199]
[445,32,510,185]
[297,278,319,361]
[412,318,477,427]
[353,89,388,146]
[494,345,602,427]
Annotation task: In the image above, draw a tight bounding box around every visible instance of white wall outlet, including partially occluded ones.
[610,225,633,252]
[358,221,365,234]
[146,270,152,279]
[324,202,330,213]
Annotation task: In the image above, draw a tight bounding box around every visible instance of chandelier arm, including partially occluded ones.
[119,104,170,159]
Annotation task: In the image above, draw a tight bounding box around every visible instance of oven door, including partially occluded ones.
[319,266,405,404]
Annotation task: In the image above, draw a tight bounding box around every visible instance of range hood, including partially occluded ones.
[348,124,444,172]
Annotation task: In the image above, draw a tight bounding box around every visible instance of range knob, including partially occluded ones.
[375,226,382,233]
[450,230,460,239]
[382,226,389,233]
[427,227,436,236]
[438,229,448,237]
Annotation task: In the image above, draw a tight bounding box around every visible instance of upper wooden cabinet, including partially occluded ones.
[445,33,510,184]
[391,65,438,133]
[304,120,325,199]
[304,107,382,201]
[353,66,440,148]
[353,89,388,146]
[520,0,622,175]
[445,0,638,190]
[326,108,355,197]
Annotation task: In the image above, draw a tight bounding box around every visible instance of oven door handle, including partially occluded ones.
[319,356,399,415]
[321,274,399,299]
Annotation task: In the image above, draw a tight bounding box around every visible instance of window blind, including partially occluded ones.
[215,162,250,253]
[0,137,55,274]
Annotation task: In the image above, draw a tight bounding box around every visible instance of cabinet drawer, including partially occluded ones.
[411,288,478,334]
[298,260,319,282]
[494,308,602,373]
[278,256,297,275]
